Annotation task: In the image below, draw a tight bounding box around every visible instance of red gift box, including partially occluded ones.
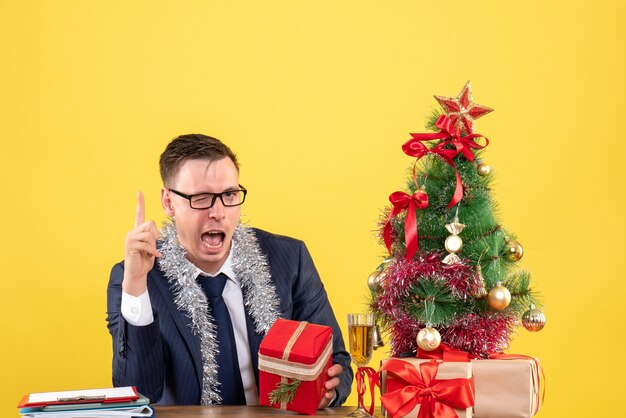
[259,319,333,415]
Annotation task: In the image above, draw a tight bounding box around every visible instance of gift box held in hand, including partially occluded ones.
[379,358,474,418]
[259,319,333,415]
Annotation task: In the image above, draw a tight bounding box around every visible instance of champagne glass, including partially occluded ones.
[347,313,375,417]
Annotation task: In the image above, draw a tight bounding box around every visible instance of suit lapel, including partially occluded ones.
[149,268,204,390]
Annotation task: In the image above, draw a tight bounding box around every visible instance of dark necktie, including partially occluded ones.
[199,273,246,405]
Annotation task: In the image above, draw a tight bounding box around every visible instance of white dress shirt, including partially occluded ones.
[120,247,260,405]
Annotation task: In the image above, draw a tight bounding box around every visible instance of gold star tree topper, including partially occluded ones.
[434,81,494,134]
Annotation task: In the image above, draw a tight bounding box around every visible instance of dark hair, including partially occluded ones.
[159,134,239,186]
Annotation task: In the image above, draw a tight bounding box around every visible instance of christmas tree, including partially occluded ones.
[369,82,546,358]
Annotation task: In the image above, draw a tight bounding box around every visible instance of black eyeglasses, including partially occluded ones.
[169,185,247,209]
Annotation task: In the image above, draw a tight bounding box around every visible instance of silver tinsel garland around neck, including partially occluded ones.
[157,218,281,405]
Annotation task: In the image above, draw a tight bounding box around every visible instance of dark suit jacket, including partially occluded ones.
[106,228,352,406]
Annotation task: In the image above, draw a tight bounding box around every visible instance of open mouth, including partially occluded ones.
[201,231,225,249]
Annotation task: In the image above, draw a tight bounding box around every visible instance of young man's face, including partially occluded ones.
[161,157,241,274]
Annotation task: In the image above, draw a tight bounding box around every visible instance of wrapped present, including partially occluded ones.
[417,344,543,417]
[379,358,474,418]
[471,356,542,418]
[258,319,333,415]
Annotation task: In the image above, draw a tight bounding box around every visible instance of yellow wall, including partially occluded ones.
[1,1,625,416]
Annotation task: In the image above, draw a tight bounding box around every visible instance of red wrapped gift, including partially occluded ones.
[259,319,333,415]
[379,358,474,418]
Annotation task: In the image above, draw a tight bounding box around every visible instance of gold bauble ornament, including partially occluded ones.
[367,270,385,292]
[477,162,491,176]
[487,281,511,310]
[505,239,524,261]
[522,304,546,332]
[416,325,441,351]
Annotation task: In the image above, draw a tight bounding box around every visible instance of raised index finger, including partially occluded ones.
[135,191,145,228]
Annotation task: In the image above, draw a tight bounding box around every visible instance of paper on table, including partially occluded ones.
[22,405,153,418]
[40,395,149,412]
[28,387,137,404]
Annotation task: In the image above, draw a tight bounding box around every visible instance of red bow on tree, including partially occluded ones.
[380,359,475,418]
[402,115,489,208]
[383,189,428,261]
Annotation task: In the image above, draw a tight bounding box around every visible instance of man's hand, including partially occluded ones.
[318,364,343,409]
[122,192,161,296]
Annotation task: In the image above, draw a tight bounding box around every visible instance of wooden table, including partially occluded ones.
[153,406,358,417]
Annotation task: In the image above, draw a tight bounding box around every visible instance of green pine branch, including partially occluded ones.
[503,270,541,316]
[404,278,473,326]
[268,379,301,406]
[426,109,443,131]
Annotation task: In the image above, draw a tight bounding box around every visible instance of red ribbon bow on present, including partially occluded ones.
[380,359,474,418]
[402,115,489,208]
[383,189,429,261]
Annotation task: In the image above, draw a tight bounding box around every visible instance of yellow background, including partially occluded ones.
[1,1,625,416]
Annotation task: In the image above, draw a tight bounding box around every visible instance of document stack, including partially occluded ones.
[17,386,153,418]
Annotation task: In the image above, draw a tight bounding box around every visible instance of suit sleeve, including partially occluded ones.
[290,242,353,407]
[106,262,166,403]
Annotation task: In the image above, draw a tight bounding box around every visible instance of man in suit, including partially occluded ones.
[106,134,352,406]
